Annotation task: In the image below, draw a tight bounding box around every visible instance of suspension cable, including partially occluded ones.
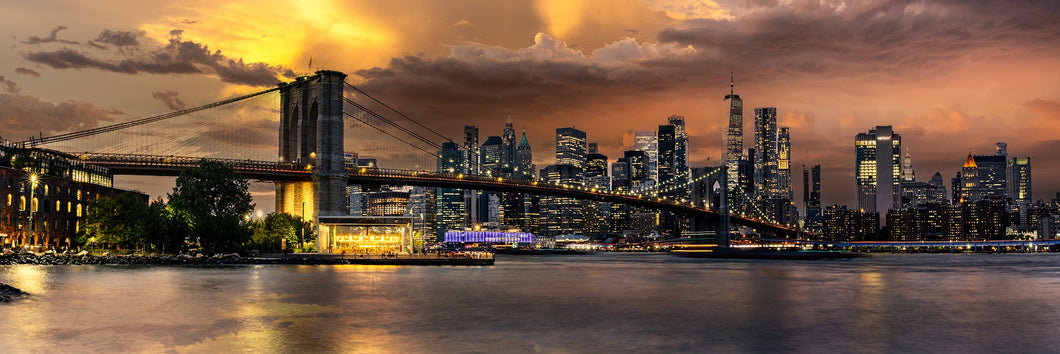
[344,82,451,141]
[17,87,280,147]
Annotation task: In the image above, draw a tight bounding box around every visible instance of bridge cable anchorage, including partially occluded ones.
[343,98,445,151]
[344,82,451,142]
[17,87,281,148]
[341,111,436,156]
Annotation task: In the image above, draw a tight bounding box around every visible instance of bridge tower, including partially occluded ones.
[276,70,348,250]
[689,166,730,247]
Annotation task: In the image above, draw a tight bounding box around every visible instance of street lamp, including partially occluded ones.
[21,173,38,249]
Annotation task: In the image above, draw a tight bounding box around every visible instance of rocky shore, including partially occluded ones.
[0,252,493,266]
[1,283,26,302]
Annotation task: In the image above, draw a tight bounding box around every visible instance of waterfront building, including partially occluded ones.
[366,190,409,216]
[583,152,610,236]
[634,130,658,186]
[855,126,902,216]
[406,186,435,247]
[723,72,743,192]
[503,128,536,230]
[803,164,822,233]
[538,164,583,237]
[0,146,136,250]
[320,216,414,254]
[822,205,880,242]
[753,107,779,199]
[435,142,466,241]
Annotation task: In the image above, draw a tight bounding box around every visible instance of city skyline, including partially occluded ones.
[1,0,1059,208]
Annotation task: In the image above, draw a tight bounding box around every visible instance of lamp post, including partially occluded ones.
[22,173,38,249]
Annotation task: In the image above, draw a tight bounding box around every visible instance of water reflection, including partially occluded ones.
[1,254,1060,352]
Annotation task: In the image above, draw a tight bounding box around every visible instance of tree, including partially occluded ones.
[168,160,254,253]
[248,212,315,252]
[79,191,150,251]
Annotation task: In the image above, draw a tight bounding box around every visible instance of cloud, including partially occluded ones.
[0,76,19,94]
[152,90,186,110]
[14,67,41,77]
[22,26,79,45]
[23,36,295,87]
[0,93,119,141]
[656,0,1060,80]
[0,76,20,94]
[91,29,143,49]
[453,20,474,28]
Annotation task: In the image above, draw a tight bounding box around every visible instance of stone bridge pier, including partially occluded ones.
[276,70,348,251]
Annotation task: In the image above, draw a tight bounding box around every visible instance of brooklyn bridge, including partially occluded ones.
[7,70,804,250]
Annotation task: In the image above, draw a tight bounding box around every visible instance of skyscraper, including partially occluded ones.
[753,107,778,198]
[463,125,479,174]
[502,118,517,169]
[634,130,658,186]
[538,164,583,236]
[480,136,503,173]
[556,127,587,180]
[855,126,902,216]
[724,72,743,192]
[669,115,689,197]
[961,150,980,203]
[804,164,822,232]
[777,127,792,199]
[515,128,534,180]
[436,141,466,240]
[1009,157,1032,203]
[658,124,676,193]
[973,143,1007,200]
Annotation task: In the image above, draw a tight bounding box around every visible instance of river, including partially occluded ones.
[2,253,1059,353]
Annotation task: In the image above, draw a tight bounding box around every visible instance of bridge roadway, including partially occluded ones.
[78,153,800,236]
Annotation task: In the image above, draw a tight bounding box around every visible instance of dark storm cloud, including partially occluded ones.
[90,29,143,49]
[14,67,41,77]
[152,90,186,110]
[658,0,1060,78]
[0,93,119,141]
[22,26,79,45]
[23,37,294,87]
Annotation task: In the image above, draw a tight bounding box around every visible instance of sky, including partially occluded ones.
[1,0,1059,211]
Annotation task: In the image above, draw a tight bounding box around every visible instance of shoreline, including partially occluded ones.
[0,253,494,266]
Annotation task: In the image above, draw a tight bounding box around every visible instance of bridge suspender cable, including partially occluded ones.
[16,87,281,148]
[344,82,451,142]
[342,97,444,151]
[341,111,436,156]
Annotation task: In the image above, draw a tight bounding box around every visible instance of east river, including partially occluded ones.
[2,253,1059,353]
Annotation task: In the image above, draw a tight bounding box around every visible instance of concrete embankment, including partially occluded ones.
[0,253,493,266]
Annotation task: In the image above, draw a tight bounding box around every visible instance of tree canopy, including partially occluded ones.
[168,160,254,253]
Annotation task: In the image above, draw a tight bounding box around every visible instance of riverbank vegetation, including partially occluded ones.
[75,160,315,254]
